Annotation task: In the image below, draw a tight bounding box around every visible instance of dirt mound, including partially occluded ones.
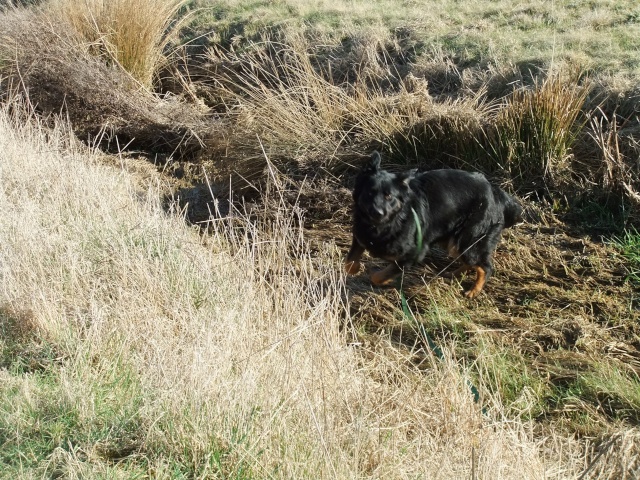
[0,9,223,158]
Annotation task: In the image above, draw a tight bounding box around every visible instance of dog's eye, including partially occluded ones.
[384,193,392,200]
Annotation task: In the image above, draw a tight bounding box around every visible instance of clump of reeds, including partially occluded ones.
[489,73,590,193]
[48,0,189,87]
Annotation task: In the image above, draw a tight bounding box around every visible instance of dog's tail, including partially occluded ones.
[492,185,523,228]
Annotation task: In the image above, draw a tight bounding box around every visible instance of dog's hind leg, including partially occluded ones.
[345,237,365,275]
[370,262,403,286]
[464,264,492,298]
[459,223,502,298]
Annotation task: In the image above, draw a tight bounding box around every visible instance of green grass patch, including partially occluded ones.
[475,340,552,419]
[0,340,146,477]
[188,0,640,75]
[612,227,640,285]
[403,299,640,431]
[547,360,640,434]
[570,364,640,422]
[414,302,473,347]
[151,409,259,480]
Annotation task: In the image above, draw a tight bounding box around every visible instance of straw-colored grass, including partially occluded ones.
[488,73,590,192]
[1,3,640,476]
[0,98,612,478]
[47,0,189,87]
[204,28,488,177]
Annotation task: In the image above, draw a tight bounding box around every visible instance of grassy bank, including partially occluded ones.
[0,100,602,478]
[189,0,640,75]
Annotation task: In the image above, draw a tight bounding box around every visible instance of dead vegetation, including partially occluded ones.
[0,8,220,157]
[48,0,189,88]
[2,6,639,209]
[1,1,640,477]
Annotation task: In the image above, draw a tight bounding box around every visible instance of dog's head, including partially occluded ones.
[353,151,415,224]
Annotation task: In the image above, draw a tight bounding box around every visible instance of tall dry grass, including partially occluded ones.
[0,97,615,478]
[0,8,215,155]
[205,29,488,175]
[47,0,189,87]
[488,73,590,192]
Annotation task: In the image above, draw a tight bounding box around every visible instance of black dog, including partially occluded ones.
[345,151,522,298]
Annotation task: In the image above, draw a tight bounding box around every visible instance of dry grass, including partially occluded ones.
[201,29,640,212]
[2,2,640,477]
[201,28,490,185]
[0,8,217,156]
[487,72,590,193]
[3,4,639,207]
[47,0,190,88]
[0,96,623,478]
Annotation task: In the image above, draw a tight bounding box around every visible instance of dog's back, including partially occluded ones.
[411,169,522,231]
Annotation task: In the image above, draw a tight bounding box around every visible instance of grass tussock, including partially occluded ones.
[488,73,590,193]
[48,0,190,88]
[578,108,640,216]
[0,97,614,478]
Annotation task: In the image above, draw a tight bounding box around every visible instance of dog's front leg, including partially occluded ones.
[344,237,365,275]
[370,262,403,286]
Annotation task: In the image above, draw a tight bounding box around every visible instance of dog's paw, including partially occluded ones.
[370,271,397,286]
[463,288,482,299]
[344,261,361,275]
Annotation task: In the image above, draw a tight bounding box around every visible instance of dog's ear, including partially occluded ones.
[396,168,417,187]
[370,151,382,170]
[361,151,382,173]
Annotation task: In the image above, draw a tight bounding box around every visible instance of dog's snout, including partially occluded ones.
[370,205,385,219]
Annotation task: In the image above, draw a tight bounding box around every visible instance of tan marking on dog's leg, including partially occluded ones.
[464,266,486,299]
[344,260,361,275]
[370,264,402,286]
[344,239,365,276]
